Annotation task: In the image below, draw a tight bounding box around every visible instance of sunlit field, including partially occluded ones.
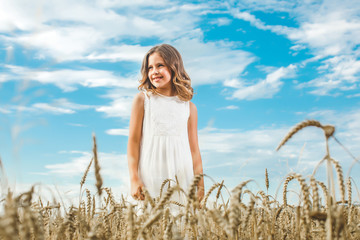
[0,120,359,239]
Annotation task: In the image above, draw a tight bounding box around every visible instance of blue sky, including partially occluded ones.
[0,0,360,204]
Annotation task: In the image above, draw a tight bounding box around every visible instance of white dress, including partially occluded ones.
[138,90,194,204]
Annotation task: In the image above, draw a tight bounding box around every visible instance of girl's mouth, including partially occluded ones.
[153,77,162,82]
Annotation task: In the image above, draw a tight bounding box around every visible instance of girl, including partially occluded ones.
[127,44,204,204]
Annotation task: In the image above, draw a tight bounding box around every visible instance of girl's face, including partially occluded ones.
[148,52,172,92]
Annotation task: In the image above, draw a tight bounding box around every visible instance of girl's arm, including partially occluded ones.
[127,92,145,200]
[188,102,204,201]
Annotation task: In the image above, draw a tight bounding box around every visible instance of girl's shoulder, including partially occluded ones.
[189,101,197,112]
[135,91,145,99]
[132,92,145,107]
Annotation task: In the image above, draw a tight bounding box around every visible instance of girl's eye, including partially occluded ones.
[148,66,153,70]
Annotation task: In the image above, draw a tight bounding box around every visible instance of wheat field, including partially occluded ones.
[0,120,359,240]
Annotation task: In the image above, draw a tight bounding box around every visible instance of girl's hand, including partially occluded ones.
[131,178,145,200]
[197,187,204,202]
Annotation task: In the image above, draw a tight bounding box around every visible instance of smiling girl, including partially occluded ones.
[127,44,204,204]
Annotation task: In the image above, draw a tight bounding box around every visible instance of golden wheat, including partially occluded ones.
[0,120,359,239]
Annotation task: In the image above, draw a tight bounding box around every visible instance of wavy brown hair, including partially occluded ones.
[138,44,193,101]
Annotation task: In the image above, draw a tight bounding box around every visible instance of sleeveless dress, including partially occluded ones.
[138,90,194,204]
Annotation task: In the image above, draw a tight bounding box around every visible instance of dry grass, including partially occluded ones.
[0,120,359,239]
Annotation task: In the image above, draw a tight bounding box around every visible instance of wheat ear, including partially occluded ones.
[330,157,346,204]
[228,180,252,238]
[140,211,162,238]
[317,180,329,209]
[347,177,352,207]
[310,177,320,211]
[92,134,103,196]
[277,120,323,151]
[283,175,296,206]
[164,219,173,240]
[201,182,221,209]
[161,207,170,236]
[159,179,173,198]
[265,168,269,191]
[243,198,255,229]
[347,177,352,223]
[187,174,204,204]
[294,174,311,227]
[126,204,135,240]
[154,186,179,212]
[143,188,155,209]
[80,158,93,188]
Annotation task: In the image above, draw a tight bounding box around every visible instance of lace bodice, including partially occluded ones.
[143,92,189,137]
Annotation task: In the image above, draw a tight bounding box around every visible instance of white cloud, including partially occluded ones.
[0,0,205,61]
[106,128,129,136]
[31,98,93,114]
[229,0,360,96]
[45,150,128,180]
[0,1,256,91]
[1,98,93,115]
[228,0,295,13]
[1,65,139,119]
[0,0,43,32]
[210,17,232,26]
[231,9,290,35]
[97,0,170,8]
[8,26,106,62]
[297,55,360,95]
[96,88,138,118]
[217,105,239,110]
[3,65,137,92]
[174,38,256,86]
[45,151,92,176]
[347,93,360,98]
[226,64,297,100]
[0,107,11,114]
[85,44,150,62]
[43,150,131,198]
[96,97,133,118]
[32,103,75,114]
[68,123,87,127]
[223,78,243,88]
